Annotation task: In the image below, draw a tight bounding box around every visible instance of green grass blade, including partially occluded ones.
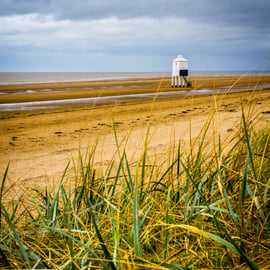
[112,116,119,151]
[31,221,110,270]
[140,123,151,200]
[178,224,258,270]
[180,160,259,269]
[10,190,25,222]
[89,206,116,270]
[0,163,9,228]
[150,158,178,192]
[217,167,237,221]
[133,175,142,258]
[183,177,189,223]
[177,142,181,177]
[242,112,262,201]
[110,155,124,198]
[264,178,270,203]
[203,231,258,270]
[124,151,132,191]
[242,150,249,205]
[33,196,49,226]
[1,202,31,268]
[50,160,70,225]
[139,203,152,229]
[74,157,88,209]
[190,178,204,216]
[67,196,76,270]
[160,263,191,270]
[163,187,171,260]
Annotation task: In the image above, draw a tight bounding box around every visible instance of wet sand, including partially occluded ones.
[1,74,270,104]
[0,75,270,194]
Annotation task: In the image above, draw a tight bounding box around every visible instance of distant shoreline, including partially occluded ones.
[0,72,166,85]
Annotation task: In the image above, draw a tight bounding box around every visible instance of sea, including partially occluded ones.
[0,72,167,85]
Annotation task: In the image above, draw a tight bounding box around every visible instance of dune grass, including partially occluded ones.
[0,84,270,269]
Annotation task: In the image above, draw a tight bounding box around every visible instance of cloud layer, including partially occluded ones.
[0,0,269,71]
[2,0,270,27]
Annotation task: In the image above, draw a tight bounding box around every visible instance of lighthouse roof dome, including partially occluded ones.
[173,54,188,62]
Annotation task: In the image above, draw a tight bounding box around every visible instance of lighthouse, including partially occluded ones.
[172,54,190,87]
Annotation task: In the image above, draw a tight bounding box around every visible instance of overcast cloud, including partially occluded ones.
[0,0,269,72]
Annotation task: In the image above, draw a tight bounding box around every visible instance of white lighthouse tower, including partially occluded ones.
[172,54,190,87]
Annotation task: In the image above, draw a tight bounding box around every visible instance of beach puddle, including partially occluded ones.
[0,84,269,112]
[2,85,141,96]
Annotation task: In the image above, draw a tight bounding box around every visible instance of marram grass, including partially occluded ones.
[1,102,270,269]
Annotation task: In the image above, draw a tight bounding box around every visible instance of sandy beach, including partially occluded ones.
[1,75,270,194]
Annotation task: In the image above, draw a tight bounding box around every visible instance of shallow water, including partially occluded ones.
[1,84,141,96]
[0,84,269,112]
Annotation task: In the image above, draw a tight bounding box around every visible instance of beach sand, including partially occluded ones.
[1,75,270,195]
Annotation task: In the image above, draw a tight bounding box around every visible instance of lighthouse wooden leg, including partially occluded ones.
[171,76,173,87]
[175,76,177,87]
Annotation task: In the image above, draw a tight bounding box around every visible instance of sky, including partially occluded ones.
[0,0,269,72]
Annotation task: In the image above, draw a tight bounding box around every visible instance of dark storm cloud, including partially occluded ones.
[0,0,53,15]
[1,0,269,30]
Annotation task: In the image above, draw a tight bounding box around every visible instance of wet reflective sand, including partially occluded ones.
[0,83,269,112]
[1,72,270,112]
